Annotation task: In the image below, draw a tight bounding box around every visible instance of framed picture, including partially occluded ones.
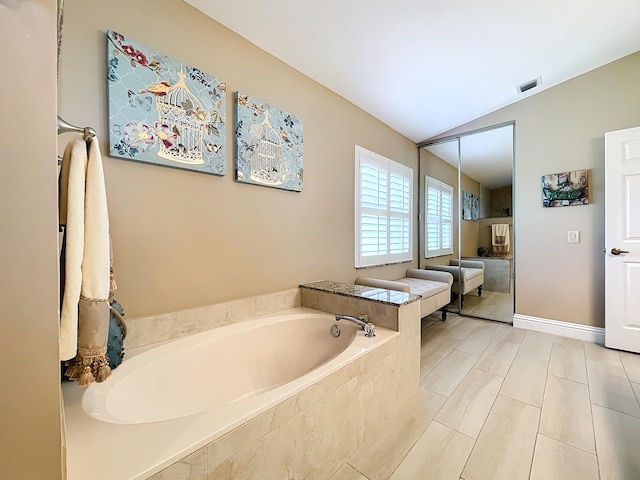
[463,191,479,220]
[107,30,226,175]
[234,92,303,191]
[542,169,589,207]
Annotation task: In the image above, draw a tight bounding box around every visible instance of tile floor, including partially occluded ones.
[334,314,640,480]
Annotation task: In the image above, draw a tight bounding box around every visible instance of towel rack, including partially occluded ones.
[57,116,96,142]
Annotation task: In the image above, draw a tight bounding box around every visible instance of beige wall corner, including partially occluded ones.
[0,0,63,478]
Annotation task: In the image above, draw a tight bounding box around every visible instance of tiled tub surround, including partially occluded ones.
[124,288,302,349]
[63,283,422,480]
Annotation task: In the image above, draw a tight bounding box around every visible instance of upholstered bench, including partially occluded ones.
[355,269,453,320]
[426,260,484,306]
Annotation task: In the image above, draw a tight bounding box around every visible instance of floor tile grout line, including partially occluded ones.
[345,461,371,480]
[535,432,598,458]
[583,340,603,480]
[587,392,602,480]
[528,410,543,480]
[455,383,507,480]
[618,352,640,412]
[385,387,456,479]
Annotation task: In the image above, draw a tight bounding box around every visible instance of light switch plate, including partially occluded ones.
[568,230,580,244]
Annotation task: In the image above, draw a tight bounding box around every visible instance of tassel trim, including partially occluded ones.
[64,346,112,386]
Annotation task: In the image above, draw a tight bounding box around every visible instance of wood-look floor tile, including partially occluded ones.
[461,395,540,480]
[548,342,587,384]
[539,375,595,453]
[552,335,585,347]
[587,360,640,417]
[329,463,368,480]
[619,350,640,383]
[420,334,460,375]
[444,317,480,340]
[517,330,553,361]
[500,354,548,407]
[593,404,640,480]
[435,369,503,439]
[389,421,474,480]
[494,326,526,345]
[421,349,479,397]
[632,382,640,404]
[347,388,446,480]
[584,341,622,367]
[455,323,501,356]
[530,434,599,480]
[474,340,520,377]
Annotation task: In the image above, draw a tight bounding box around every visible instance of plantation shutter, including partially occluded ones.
[425,176,453,258]
[355,146,413,268]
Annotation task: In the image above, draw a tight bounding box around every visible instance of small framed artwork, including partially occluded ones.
[107,30,226,175]
[463,191,479,220]
[542,169,589,207]
[234,92,303,192]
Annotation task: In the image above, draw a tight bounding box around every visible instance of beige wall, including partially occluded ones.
[428,51,640,328]
[58,0,417,318]
[0,0,63,478]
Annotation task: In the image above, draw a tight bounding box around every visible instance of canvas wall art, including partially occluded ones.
[107,30,226,175]
[542,169,589,207]
[463,191,479,220]
[234,93,303,191]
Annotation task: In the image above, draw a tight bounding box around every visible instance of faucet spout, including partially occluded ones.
[335,314,376,337]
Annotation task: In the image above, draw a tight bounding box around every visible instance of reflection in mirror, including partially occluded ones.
[419,123,514,323]
[419,138,461,313]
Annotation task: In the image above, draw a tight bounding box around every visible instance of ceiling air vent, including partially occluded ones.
[517,76,542,94]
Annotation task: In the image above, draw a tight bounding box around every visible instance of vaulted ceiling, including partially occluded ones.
[185,0,640,142]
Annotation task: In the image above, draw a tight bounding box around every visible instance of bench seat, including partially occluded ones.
[355,269,453,320]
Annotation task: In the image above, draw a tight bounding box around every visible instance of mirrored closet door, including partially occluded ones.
[419,123,514,323]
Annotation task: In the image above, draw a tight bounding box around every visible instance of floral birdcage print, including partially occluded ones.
[156,69,204,164]
[249,111,283,185]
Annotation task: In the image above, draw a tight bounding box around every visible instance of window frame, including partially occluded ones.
[425,175,454,258]
[354,145,413,268]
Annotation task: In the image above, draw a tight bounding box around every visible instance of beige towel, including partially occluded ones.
[59,137,87,361]
[59,135,112,385]
[491,224,510,254]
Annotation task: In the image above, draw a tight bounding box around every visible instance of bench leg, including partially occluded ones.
[477,285,483,297]
[440,306,448,321]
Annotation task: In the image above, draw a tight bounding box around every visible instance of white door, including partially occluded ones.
[605,126,640,352]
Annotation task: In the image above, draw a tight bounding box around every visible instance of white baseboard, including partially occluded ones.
[513,314,605,344]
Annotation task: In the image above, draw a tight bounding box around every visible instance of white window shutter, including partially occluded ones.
[425,176,453,258]
[355,146,413,268]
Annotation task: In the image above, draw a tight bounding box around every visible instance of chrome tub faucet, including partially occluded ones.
[335,314,376,337]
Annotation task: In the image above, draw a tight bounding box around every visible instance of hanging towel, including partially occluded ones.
[491,223,510,255]
[59,135,112,386]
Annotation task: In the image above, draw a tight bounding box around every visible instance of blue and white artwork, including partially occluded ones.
[234,93,303,191]
[463,191,479,220]
[107,30,226,175]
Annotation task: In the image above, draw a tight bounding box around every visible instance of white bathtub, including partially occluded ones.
[63,307,397,479]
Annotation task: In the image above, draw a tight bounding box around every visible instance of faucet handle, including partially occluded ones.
[364,322,376,338]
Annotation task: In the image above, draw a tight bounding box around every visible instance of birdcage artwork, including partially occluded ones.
[248,111,283,184]
[234,92,304,191]
[235,92,304,192]
[106,30,226,175]
[156,69,205,164]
